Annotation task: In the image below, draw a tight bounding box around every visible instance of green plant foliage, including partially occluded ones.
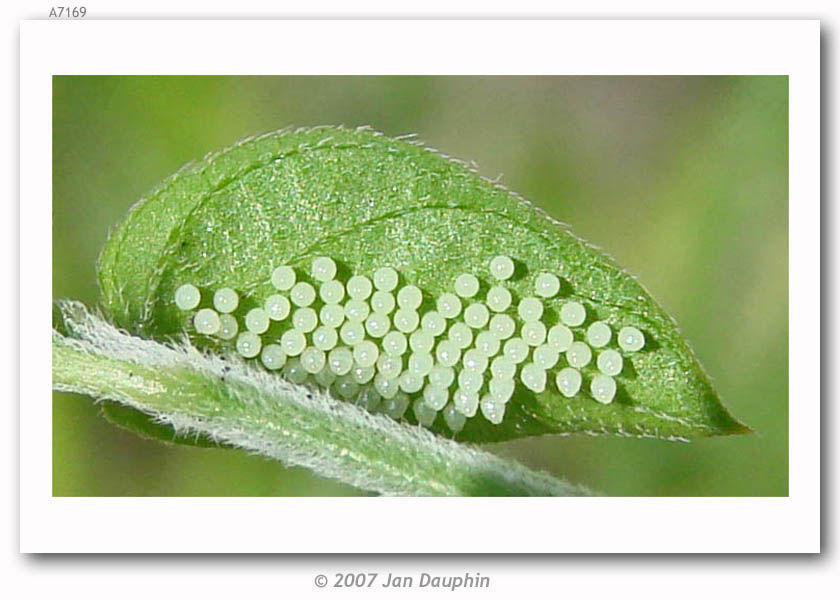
[100,403,227,449]
[96,126,748,443]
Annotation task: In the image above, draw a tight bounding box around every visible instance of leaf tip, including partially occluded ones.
[702,388,753,438]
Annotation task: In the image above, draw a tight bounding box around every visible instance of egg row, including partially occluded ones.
[173,255,645,431]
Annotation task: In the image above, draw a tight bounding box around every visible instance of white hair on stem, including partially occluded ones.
[52,300,590,497]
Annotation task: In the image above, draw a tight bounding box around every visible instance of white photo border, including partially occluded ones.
[21,19,817,553]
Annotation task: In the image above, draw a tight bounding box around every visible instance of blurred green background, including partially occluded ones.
[53,76,788,496]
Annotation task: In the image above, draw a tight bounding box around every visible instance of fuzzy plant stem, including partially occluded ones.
[52,301,590,497]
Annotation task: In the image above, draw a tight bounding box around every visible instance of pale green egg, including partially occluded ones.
[480,396,505,425]
[290,282,316,307]
[474,331,501,357]
[311,326,338,351]
[194,308,221,335]
[370,290,395,314]
[376,354,403,379]
[560,301,586,327]
[270,265,296,291]
[364,312,390,338]
[260,344,286,370]
[343,298,370,322]
[283,357,308,384]
[351,365,376,385]
[339,321,365,346]
[280,329,306,356]
[314,366,337,387]
[396,284,423,310]
[428,364,455,388]
[353,340,380,368]
[547,324,574,351]
[435,339,461,367]
[521,321,547,346]
[618,326,645,352]
[436,292,462,319]
[346,275,373,300]
[503,337,529,364]
[447,322,473,349]
[442,403,466,433]
[597,349,623,376]
[457,368,484,393]
[319,304,345,328]
[409,329,435,354]
[490,356,516,380]
[213,288,239,314]
[422,384,449,411]
[382,331,408,356]
[517,297,544,322]
[174,284,201,310]
[566,341,592,368]
[382,393,410,419]
[245,308,270,334]
[555,367,582,397]
[534,272,561,298]
[453,389,479,417]
[374,374,400,399]
[590,374,617,404]
[462,348,488,373]
[217,314,239,340]
[359,389,381,411]
[399,371,424,394]
[265,294,291,321]
[373,266,399,292]
[420,311,446,337]
[489,377,515,402]
[532,344,559,369]
[292,307,318,333]
[412,398,437,427]
[300,347,327,374]
[520,363,547,393]
[393,308,420,333]
[464,303,490,329]
[328,347,354,375]
[319,279,345,305]
[489,313,516,340]
[236,331,261,358]
[586,321,612,348]
[489,255,515,281]
[486,286,512,313]
[314,366,337,388]
[454,273,480,298]
[334,375,360,399]
[311,256,337,282]
[408,352,434,376]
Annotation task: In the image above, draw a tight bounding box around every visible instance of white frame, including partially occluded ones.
[20,19,818,553]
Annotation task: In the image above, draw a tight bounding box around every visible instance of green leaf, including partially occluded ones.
[97,126,748,442]
[100,402,228,449]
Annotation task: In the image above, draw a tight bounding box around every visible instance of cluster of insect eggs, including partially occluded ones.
[174,255,645,433]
